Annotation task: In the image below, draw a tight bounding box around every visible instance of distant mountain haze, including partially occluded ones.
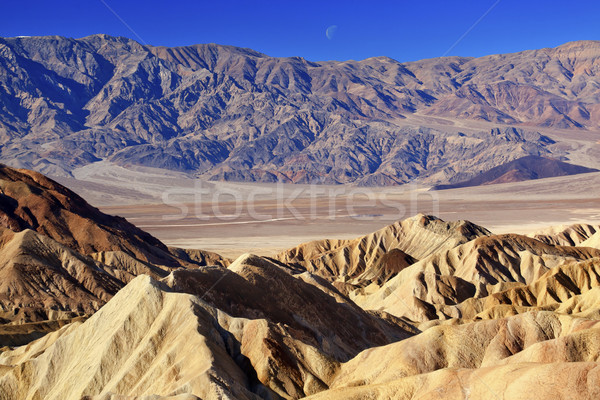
[1,35,600,184]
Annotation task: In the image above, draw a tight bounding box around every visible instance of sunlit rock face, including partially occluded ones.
[2,36,600,184]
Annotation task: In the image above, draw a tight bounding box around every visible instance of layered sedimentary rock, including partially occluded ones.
[0,165,227,328]
[277,214,490,293]
[528,223,600,246]
[2,167,600,399]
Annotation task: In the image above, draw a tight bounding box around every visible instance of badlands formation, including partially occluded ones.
[1,165,600,399]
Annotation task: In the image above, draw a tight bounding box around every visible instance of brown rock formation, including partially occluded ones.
[1,167,600,398]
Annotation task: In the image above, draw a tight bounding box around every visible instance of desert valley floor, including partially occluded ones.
[57,168,600,258]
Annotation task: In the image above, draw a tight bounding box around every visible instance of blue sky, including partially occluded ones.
[1,0,599,62]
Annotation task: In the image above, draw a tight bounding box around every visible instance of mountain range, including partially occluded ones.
[2,165,600,398]
[1,35,600,185]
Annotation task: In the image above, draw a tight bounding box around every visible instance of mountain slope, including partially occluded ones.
[581,231,600,249]
[0,164,228,269]
[0,276,260,400]
[308,312,600,400]
[2,35,600,184]
[355,233,600,322]
[528,223,600,246]
[0,164,174,265]
[0,227,122,324]
[0,208,599,398]
[432,155,598,190]
[277,214,490,294]
[0,263,414,399]
[0,165,228,332]
[3,253,600,399]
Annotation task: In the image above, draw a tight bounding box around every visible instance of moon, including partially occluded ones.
[326,25,338,40]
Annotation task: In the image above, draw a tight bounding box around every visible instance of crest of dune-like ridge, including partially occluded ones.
[355,233,600,322]
[0,275,259,400]
[528,223,600,246]
[580,231,600,249]
[277,214,491,293]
